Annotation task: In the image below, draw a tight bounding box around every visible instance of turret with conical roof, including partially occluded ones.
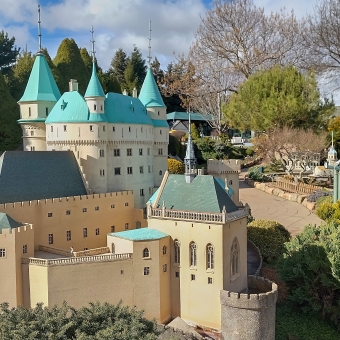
[184,112,197,184]
[17,5,61,152]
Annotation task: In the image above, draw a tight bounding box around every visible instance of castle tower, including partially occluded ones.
[184,112,197,184]
[18,4,61,151]
[138,20,168,186]
[328,131,337,167]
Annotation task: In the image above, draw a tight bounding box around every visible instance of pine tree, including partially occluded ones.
[98,70,121,94]
[127,46,147,91]
[123,63,138,95]
[0,30,20,75]
[53,38,90,95]
[151,56,163,84]
[109,48,127,85]
[0,71,21,151]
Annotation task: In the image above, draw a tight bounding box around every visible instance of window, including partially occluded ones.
[149,187,152,195]
[111,226,115,232]
[174,240,180,264]
[83,208,87,212]
[99,149,105,157]
[139,148,143,155]
[30,146,35,151]
[101,105,103,111]
[90,125,93,131]
[114,167,121,175]
[48,212,52,217]
[140,166,144,174]
[95,228,100,235]
[147,148,150,155]
[51,126,53,132]
[28,107,31,117]
[231,238,240,277]
[66,210,71,215]
[113,126,115,132]
[190,242,197,267]
[160,129,162,135]
[158,148,163,155]
[159,170,163,176]
[163,264,167,272]
[111,204,115,209]
[127,167,133,174]
[103,125,105,132]
[143,248,150,258]
[208,277,213,284]
[95,206,99,211]
[48,234,53,245]
[84,248,88,251]
[94,104,97,111]
[66,230,71,241]
[141,127,143,132]
[175,271,179,278]
[148,165,151,173]
[83,228,88,238]
[229,180,233,185]
[128,126,131,132]
[127,148,132,156]
[125,223,129,230]
[100,169,105,177]
[162,246,167,255]
[125,202,129,206]
[114,149,120,157]
[206,243,214,270]
[158,111,160,116]
[191,274,196,281]
[144,267,150,275]
[23,245,27,254]
[46,107,48,116]
[0,249,6,258]
[63,125,67,132]
[121,270,124,274]
[140,189,144,196]
[30,131,34,136]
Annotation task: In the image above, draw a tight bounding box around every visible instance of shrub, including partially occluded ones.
[245,147,255,156]
[168,159,184,174]
[316,201,336,220]
[316,195,333,208]
[247,219,290,264]
[248,166,265,181]
[277,222,340,329]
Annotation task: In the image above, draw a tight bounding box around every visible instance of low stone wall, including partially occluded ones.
[220,276,278,340]
[244,177,316,211]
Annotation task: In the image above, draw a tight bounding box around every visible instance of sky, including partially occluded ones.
[0,0,319,72]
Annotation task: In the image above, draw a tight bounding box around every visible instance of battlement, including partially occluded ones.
[0,191,134,209]
[207,159,241,174]
[0,224,33,235]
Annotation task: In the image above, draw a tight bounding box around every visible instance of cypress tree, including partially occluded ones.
[41,48,63,92]
[0,71,21,151]
[126,46,147,91]
[109,48,127,86]
[80,47,92,75]
[53,38,90,95]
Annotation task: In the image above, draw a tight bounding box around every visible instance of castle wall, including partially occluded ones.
[0,192,143,252]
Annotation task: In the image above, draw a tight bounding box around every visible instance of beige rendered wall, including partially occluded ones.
[0,192,143,252]
[28,263,49,308]
[107,235,133,254]
[0,225,34,307]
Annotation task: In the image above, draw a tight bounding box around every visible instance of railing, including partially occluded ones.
[273,177,321,195]
[73,247,110,257]
[39,245,71,257]
[22,253,132,267]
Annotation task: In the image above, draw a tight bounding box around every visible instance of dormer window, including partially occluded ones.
[94,104,97,111]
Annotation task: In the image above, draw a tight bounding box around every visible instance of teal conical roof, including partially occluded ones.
[139,68,166,108]
[85,63,105,98]
[0,212,21,231]
[19,53,61,103]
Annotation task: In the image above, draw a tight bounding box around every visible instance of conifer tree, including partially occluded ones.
[41,48,63,92]
[0,71,21,151]
[0,30,20,75]
[53,38,90,94]
[126,46,147,91]
[80,47,93,75]
[109,48,127,85]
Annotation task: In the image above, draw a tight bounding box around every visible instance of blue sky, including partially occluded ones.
[0,0,318,71]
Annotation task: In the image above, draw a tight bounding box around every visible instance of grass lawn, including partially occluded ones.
[276,303,340,340]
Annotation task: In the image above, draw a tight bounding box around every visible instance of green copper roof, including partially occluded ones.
[167,111,212,121]
[19,54,61,103]
[110,228,169,241]
[105,93,153,125]
[17,118,46,123]
[46,91,107,123]
[0,213,21,231]
[151,174,238,213]
[85,63,105,98]
[152,119,169,127]
[138,68,166,108]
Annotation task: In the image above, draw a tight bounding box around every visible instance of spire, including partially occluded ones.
[90,26,96,63]
[37,4,42,54]
[139,68,165,107]
[184,111,197,184]
[148,19,152,68]
[332,131,334,148]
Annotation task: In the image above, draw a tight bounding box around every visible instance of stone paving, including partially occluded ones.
[239,174,322,236]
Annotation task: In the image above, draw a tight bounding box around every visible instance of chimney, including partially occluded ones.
[123,89,128,96]
[132,88,138,98]
[69,79,78,92]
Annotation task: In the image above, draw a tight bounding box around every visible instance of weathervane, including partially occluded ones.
[38,4,42,52]
[147,19,152,67]
[90,26,96,63]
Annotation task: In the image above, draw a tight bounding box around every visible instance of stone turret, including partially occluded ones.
[220,275,278,340]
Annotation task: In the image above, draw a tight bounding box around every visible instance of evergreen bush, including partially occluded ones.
[168,159,185,174]
[247,219,291,264]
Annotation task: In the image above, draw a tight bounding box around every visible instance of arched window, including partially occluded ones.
[162,246,167,255]
[230,238,239,277]
[206,243,214,270]
[190,242,197,267]
[143,248,150,258]
[174,240,180,264]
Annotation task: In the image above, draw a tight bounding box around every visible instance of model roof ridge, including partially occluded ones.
[138,68,166,108]
[84,62,105,98]
[19,53,61,103]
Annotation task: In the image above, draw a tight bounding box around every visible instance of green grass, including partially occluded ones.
[276,303,340,340]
